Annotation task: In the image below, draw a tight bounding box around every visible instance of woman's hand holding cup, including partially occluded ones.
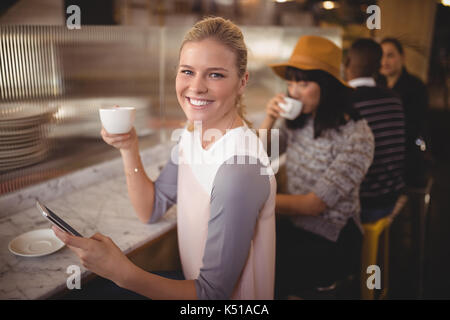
[99,105,138,151]
[266,93,287,120]
[100,126,138,151]
[266,94,303,121]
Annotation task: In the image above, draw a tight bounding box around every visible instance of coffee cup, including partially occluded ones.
[99,106,136,134]
[278,97,302,120]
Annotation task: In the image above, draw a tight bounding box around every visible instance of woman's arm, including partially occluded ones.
[101,127,156,223]
[259,94,287,156]
[122,143,179,224]
[260,93,286,130]
[119,264,198,300]
[276,192,327,217]
[120,142,156,224]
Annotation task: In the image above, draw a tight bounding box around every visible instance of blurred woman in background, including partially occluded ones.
[260,35,375,298]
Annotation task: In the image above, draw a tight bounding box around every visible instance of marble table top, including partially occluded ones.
[0,143,177,299]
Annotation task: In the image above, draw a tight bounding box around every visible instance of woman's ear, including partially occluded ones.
[238,71,249,95]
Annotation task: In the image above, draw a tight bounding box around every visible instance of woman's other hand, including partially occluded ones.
[52,226,134,286]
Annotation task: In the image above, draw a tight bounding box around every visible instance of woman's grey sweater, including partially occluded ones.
[277,117,375,242]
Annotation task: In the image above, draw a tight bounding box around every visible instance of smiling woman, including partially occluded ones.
[176,17,252,140]
[176,39,245,135]
[54,16,277,300]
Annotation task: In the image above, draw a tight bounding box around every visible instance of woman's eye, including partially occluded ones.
[298,81,309,87]
[181,70,193,75]
[210,73,224,79]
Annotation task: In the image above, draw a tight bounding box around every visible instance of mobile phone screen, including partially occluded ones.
[36,201,83,237]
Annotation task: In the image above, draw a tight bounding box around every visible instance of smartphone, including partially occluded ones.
[36,201,83,237]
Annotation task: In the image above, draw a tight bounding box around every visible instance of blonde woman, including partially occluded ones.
[53,17,276,300]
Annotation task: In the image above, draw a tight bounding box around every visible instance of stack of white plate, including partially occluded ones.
[0,107,56,172]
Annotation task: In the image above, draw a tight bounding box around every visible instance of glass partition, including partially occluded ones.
[0,25,161,194]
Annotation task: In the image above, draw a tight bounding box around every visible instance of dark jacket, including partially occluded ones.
[392,67,428,146]
[391,68,429,187]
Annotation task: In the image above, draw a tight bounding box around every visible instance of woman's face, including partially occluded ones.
[286,80,321,115]
[176,38,248,128]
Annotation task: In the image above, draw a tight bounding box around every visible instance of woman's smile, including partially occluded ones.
[186,96,215,110]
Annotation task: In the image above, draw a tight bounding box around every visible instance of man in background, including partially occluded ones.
[345,38,406,223]
[380,37,429,188]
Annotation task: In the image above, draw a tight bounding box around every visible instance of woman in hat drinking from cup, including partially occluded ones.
[260,36,375,298]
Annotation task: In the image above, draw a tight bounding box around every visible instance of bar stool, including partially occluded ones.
[360,194,408,300]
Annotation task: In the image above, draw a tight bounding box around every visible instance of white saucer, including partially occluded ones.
[8,229,65,257]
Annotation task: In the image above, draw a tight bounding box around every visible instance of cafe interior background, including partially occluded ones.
[0,0,449,299]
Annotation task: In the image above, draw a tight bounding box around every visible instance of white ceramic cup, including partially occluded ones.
[278,97,303,120]
[99,106,136,134]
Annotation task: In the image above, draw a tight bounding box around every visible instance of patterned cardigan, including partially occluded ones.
[276,116,375,242]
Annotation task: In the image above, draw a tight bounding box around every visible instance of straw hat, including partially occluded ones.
[269,35,348,86]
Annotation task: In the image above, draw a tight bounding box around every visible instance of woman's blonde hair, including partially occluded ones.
[179,16,252,130]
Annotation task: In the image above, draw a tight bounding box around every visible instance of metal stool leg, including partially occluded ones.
[361,229,380,300]
[380,226,390,299]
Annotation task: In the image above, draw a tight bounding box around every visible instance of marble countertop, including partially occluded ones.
[0,142,177,300]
